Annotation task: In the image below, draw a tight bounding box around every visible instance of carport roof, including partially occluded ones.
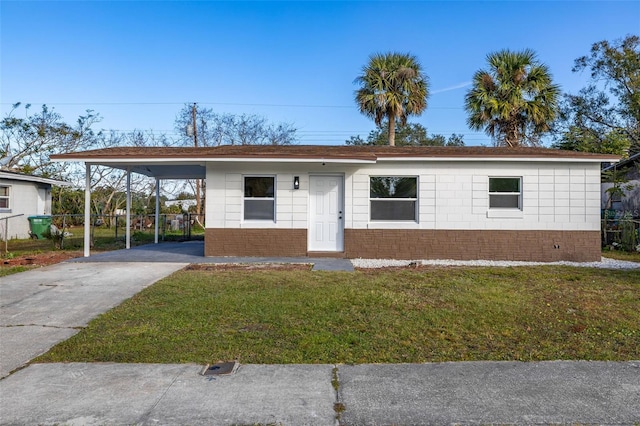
[50,145,620,180]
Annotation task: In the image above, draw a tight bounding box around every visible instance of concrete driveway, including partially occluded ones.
[0,241,351,379]
[0,261,186,378]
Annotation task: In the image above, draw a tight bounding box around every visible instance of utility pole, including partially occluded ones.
[191,103,202,217]
[191,103,198,147]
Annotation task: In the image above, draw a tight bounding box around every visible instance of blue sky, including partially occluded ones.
[1,1,639,146]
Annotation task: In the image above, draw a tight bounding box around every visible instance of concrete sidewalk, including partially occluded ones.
[0,361,638,425]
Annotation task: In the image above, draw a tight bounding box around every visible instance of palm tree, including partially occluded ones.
[465,49,560,147]
[355,52,429,146]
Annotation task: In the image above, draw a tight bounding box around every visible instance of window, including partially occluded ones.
[489,177,521,209]
[0,186,9,210]
[610,192,623,210]
[370,176,417,221]
[244,176,275,221]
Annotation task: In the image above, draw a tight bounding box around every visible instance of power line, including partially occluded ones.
[0,101,465,110]
[99,129,487,137]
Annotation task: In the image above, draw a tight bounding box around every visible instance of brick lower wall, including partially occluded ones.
[344,229,601,262]
[205,228,601,261]
[205,228,307,257]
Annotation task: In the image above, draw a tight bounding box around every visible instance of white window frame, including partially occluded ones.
[369,176,418,222]
[0,185,10,212]
[488,177,522,210]
[243,175,276,222]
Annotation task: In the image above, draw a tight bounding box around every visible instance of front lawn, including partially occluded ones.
[602,249,640,262]
[37,265,640,364]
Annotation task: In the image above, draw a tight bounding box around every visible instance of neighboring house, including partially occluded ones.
[601,152,640,217]
[165,199,197,211]
[0,170,71,239]
[52,146,619,262]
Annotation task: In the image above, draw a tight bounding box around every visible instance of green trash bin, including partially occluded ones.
[27,216,52,239]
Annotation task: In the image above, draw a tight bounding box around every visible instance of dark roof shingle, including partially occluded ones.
[51,145,621,161]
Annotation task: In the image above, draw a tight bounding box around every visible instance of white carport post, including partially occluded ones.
[154,178,160,244]
[83,163,91,257]
[125,168,131,249]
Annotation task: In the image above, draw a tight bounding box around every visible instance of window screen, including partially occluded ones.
[370,177,417,221]
[0,186,9,209]
[489,177,521,209]
[244,177,275,221]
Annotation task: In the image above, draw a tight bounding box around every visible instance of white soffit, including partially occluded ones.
[377,156,616,163]
[56,157,376,164]
[53,155,615,166]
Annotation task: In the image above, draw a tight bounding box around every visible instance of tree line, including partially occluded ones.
[352,35,639,156]
[0,103,297,219]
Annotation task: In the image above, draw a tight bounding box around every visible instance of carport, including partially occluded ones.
[52,147,207,257]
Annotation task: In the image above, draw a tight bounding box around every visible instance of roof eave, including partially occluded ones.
[0,171,72,186]
[51,156,377,164]
[378,156,619,163]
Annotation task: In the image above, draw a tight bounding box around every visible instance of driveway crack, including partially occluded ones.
[332,365,345,425]
[1,324,83,329]
[0,286,57,309]
[136,368,183,424]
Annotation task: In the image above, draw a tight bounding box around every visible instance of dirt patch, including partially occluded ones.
[354,264,467,273]
[186,263,312,271]
[1,251,84,268]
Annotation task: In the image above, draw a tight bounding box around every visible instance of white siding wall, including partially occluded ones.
[0,179,51,239]
[349,161,601,231]
[205,160,603,232]
[206,162,357,230]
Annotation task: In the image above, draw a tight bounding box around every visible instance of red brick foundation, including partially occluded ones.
[205,228,307,257]
[344,229,601,262]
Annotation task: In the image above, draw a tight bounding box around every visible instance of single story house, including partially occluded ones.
[0,170,71,239]
[51,145,619,262]
[601,152,639,216]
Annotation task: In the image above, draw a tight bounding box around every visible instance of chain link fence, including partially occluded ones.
[2,213,205,254]
[602,213,640,252]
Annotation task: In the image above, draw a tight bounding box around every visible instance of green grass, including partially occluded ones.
[0,265,37,277]
[2,227,140,256]
[602,249,640,262]
[36,266,640,364]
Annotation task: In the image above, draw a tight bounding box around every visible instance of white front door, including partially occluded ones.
[309,175,343,252]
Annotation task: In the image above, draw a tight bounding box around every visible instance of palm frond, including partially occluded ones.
[464,49,559,147]
[354,52,429,145]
